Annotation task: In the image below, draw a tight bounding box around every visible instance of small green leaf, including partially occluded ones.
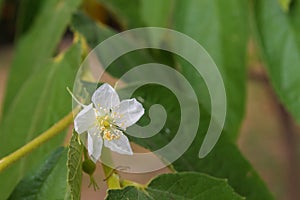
[253,0,300,123]
[67,130,84,200]
[8,147,69,200]
[106,172,243,200]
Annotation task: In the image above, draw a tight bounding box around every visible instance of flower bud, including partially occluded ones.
[82,159,96,175]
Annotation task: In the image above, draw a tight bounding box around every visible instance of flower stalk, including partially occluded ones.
[101,146,121,189]
[102,163,121,189]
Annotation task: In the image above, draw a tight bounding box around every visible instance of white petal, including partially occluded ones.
[104,132,133,155]
[87,127,103,163]
[113,99,144,129]
[92,83,120,111]
[74,104,96,134]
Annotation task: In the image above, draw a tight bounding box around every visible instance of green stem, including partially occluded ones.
[101,147,121,189]
[83,147,89,160]
[120,179,146,190]
[0,111,74,173]
[102,163,121,189]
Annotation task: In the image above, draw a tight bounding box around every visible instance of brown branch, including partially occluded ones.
[249,69,300,200]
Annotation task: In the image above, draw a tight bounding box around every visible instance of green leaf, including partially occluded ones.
[253,0,300,123]
[98,0,173,28]
[173,135,274,200]
[278,0,292,12]
[15,0,43,38]
[172,0,249,137]
[140,0,173,28]
[120,84,273,200]
[71,12,167,78]
[96,0,248,137]
[8,147,69,200]
[71,6,269,198]
[67,130,84,200]
[2,0,81,115]
[97,0,144,28]
[107,172,243,200]
[71,11,115,49]
[0,42,82,200]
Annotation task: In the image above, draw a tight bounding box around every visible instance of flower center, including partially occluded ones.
[96,115,120,141]
[101,118,110,128]
[96,115,110,127]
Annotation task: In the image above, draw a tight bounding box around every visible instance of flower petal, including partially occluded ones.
[87,127,103,163]
[113,99,144,129]
[74,104,96,134]
[104,132,133,155]
[92,83,120,111]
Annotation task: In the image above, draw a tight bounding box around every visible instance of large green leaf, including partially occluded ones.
[67,130,84,200]
[119,85,273,200]
[253,0,300,122]
[172,0,249,137]
[8,147,69,200]
[107,172,243,200]
[94,0,249,137]
[2,0,81,115]
[0,42,82,200]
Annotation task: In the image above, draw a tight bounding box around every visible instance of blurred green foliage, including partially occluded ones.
[0,0,299,199]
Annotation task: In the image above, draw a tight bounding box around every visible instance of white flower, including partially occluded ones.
[74,83,144,162]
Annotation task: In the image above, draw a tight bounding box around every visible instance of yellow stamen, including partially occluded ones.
[96,115,121,141]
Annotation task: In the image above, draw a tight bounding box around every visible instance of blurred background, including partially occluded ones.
[1,0,300,200]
